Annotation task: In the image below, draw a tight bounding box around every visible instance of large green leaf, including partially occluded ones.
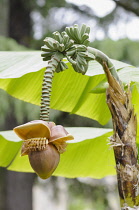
[0,131,22,167]
[0,128,116,178]
[1,51,139,125]
[0,51,45,78]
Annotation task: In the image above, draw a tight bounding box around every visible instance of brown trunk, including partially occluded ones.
[0,0,9,37]
[0,168,6,210]
[5,171,35,210]
[103,62,139,209]
[8,0,32,47]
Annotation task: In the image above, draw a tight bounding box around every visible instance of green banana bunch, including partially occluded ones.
[65,44,94,75]
[70,53,89,75]
[41,32,74,56]
[41,31,75,72]
[55,61,68,73]
[65,24,90,46]
[63,24,92,74]
[41,24,93,74]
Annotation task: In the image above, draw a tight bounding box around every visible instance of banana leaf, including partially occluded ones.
[0,51,139,125]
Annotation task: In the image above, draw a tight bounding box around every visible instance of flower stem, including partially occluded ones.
[40,52,64,121]
[87,47,121,84]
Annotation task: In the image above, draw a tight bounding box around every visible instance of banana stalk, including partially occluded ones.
[102,62,139,208]
[40,52,64,121]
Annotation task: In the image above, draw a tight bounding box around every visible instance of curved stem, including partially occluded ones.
[40,52,64,121]
[86,47,139,208]
[87,46,121,84]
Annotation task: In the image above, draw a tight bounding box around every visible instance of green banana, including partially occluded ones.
[65,27,73,39]
[41,45,54,52]
[60,61,68,71]
[77,54,87,66]
[44,37,56,43]
[82,39,90,46]
[80,24,87,36]
[61,31,67,36]
[66,26,78,43]
[41,52,54,61]
[82,67,88,75]
[52,41,60,50]
[85,26,90,35]
[81,33,89,43]
[65,39,74,49]
[66,56,77,65]
[73,25,81,42]
[62,34,70,46]
[55,63,62,73]
[78,51,95,60]
[65,27,74,40]
[76,45,87,52]
[66,48,76,56]
[44,38,55,50]
[58,44,65,52]
[72,64,79,73]
[55,61,67,73]
[87,52,96,60]
[61,61,68,69]
[42,56,52,61]
[53,31,62,43]
[76,62,85,73]
[69,27,78,42]
[41,52,54,58]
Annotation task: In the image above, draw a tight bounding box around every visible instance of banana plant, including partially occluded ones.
[1,24,139,209]
[40,25,139,208]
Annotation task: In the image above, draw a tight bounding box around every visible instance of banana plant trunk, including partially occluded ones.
[103,62,139,209]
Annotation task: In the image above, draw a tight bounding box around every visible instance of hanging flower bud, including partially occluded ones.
[14,120,74,179]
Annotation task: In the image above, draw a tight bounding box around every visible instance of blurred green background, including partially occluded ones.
[0,0,139,209]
